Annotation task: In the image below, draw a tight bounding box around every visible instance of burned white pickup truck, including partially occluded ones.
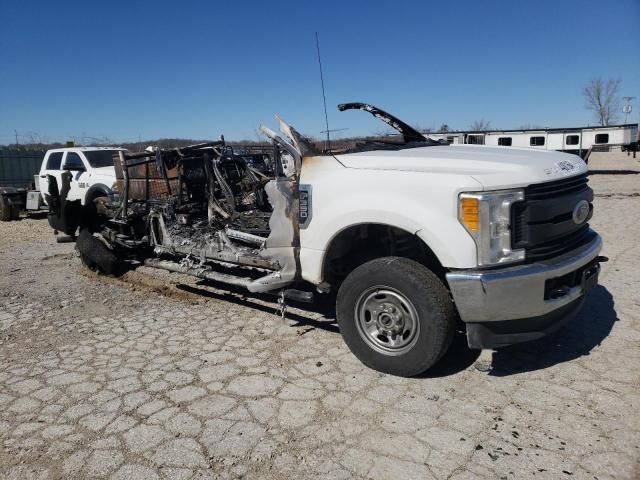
[45,103,604,376]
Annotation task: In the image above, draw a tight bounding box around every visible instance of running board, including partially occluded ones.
[144,258,253,288]
[143,258,314,303]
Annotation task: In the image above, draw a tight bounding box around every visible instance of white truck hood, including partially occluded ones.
[335,145,588,190]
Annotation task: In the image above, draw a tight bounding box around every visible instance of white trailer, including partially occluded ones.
[427,123,638,158]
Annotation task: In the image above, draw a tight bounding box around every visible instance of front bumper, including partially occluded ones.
[446,232,603,348]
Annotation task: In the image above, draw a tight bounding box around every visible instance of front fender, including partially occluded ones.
[299,163,481,283]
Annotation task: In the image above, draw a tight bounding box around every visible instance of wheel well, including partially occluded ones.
[322,224,445,287]
[85,184,110,204]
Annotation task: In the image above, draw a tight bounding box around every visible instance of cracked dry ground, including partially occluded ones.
[1,173,638,480]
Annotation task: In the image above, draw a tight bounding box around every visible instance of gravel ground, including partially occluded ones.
[0,171,638,479]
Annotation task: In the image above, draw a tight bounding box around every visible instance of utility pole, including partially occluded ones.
[14,130,19,147]
[623,96,635,124]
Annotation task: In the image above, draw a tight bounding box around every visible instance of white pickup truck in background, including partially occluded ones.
[39,147,124,206]
[0,147,124,221]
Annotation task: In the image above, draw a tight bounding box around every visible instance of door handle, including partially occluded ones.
[40,175,47,178]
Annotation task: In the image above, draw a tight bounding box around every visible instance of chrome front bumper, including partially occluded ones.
[446,232,603,323]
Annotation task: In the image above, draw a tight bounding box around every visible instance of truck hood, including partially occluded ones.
[335,145,588,190]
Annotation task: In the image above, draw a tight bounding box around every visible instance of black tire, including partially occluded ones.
[76,229,125,276]
[85,189,109,206]
[336,257,455,377]
[0,195,12,221]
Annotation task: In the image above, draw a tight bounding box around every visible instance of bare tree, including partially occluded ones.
[371,127,396,137]
[413,123,433,134]
[24,131,46,146]
[469,119,491,131]
[583,77,621,126]
[438,124,450,133]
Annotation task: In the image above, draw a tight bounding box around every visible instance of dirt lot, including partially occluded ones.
[0,167,639,479]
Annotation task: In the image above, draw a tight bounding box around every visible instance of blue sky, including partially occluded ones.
[1,0,638,144]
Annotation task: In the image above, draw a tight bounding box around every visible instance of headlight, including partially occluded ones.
[458,189,525,266]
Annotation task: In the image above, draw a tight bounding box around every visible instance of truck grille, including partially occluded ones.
[512,173,594,262]
[524,173,589,199]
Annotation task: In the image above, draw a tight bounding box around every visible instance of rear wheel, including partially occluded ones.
[0,194,12,221]
[0,194,21,221]
[336,257,455,377]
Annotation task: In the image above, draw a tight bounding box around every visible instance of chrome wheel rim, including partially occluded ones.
[354,286,420,356]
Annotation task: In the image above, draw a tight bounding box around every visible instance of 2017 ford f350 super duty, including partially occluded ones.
[43,103,604,377]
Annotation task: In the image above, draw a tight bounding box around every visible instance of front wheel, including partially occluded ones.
[0,194,19,221]
[76,229,125,276]
[0,194,12,221]
[336,257,455,377]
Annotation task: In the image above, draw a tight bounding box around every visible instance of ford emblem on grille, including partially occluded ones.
[572,200,590,225]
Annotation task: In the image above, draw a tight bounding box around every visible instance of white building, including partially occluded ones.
[425,123,638,158]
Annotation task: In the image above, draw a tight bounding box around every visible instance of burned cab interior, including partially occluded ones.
[67,116,315,301]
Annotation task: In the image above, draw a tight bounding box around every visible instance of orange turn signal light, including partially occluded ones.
[460,197,479,232]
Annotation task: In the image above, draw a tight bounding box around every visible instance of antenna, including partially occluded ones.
[315,32,331,152]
